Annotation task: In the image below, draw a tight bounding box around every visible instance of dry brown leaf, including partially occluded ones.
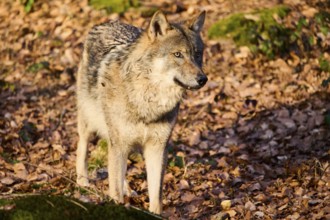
[301,7,318,18]
[1,177,15,185]
[179,179,190,190]
[181,192,195,203]
[188,130,201,146]
[221,200,231,210]
[244,201,256,211]
[13,163,28,180]
[278,203,288,211]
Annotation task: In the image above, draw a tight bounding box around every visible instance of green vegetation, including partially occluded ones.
[139,7,158,18]
[319,57,330,87]
[89,139,108,170]
[0,80,15,92]
[208,6,330,59]
[26,61,49,73]
[208,5,290,58]
[89,0,139,14]
[20,0,34,13]
[0,152,17,164]
[319,57,330,73]
[0,195,160,220]
[315,10,330,35]
[169,155,185,168]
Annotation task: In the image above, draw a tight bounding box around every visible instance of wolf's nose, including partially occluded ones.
[196,74,208,86]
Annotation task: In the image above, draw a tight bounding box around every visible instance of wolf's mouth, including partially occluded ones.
[174,78,200,90]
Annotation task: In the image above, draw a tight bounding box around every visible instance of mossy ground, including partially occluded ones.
[207,5,330,60]
[0,195,160,220]
[208,5,291,59]
[89,0,139,14]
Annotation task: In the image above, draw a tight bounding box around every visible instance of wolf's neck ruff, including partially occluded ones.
[93,22,188,124]
[120,48,184,123]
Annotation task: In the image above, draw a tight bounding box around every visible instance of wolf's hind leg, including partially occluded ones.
[144,143,168,214]
[108,140,127,203]
[76,115,91,187]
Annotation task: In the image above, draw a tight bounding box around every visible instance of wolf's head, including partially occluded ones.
[144,10,207,90]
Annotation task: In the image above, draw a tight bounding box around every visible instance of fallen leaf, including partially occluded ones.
[179,179,190,190]
[1,177,15,185]
[245,201,256,211]
[188,130,201,146]
[226,209,237,217]
[13,163,28,180]
[278,203,288,211]
[221,200,231,210]
[181,192,195,203]
[254,211,265,218]
[288,212,300,220]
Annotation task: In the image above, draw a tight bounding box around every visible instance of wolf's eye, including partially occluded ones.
[173,52,183,58]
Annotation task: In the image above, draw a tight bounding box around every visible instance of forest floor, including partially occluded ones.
[0,0,330,219]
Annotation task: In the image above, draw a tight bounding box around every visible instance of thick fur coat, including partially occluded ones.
[76,11,207,214]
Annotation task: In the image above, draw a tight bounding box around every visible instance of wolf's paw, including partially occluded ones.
[123,180,137,197]
[77,177,90,187]
[149,204,162,215]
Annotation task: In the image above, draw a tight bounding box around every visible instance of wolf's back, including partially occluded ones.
[80,20,142,90]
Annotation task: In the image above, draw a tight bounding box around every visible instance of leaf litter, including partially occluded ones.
[0,0,330,219]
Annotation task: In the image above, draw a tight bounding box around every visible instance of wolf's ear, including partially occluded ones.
[148,10,170,41]
[187,11,206,33]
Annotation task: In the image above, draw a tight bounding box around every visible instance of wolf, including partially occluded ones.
[76,10,207,214]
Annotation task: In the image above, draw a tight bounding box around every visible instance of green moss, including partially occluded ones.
[0,199,14,207]
[320,55,330,88]
[26,61,50,73]
[0,80,15,92]
[315,11,330,35]
[319,57,330,73]
[208,5,291,59]
[0,195,160,220]
[139,7,158,18]
[208,5,290,40]
[89,0,140,14]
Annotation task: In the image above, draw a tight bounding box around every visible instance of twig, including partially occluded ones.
[68,199,88,212]
[53,109,66,131]
[22,161,104,199]
[46,199,55,207]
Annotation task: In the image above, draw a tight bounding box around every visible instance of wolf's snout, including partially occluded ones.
[196,73,208,87]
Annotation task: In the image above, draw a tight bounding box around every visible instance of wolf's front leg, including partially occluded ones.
[144,143,168,214]
[76,117,90,187]
[108,140,127,203]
